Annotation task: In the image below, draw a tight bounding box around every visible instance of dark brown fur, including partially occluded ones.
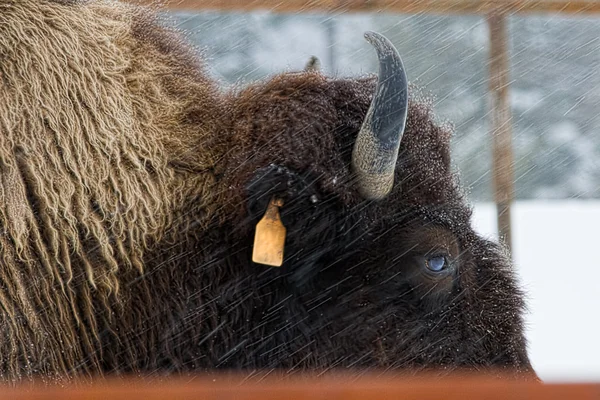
[0,0,536,381]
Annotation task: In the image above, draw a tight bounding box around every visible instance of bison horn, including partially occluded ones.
[352,31,408,200]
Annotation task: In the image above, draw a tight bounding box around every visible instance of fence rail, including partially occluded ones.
[138,0,600,15]
[3,376,600,399]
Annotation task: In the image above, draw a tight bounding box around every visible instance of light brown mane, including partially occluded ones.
[0,0,225,379]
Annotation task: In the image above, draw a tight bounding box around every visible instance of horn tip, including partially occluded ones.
[363,31,401,61]
[363,31,381,44]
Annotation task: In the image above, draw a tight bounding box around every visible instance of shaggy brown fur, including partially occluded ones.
[0,0,536,382]
[0,0,227,380]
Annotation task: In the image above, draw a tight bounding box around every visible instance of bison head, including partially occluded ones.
[212,32,536,378]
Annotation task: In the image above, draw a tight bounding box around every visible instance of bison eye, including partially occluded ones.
[426,255,447,272]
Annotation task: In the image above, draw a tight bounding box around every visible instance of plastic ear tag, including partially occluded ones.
[252,198,286,267]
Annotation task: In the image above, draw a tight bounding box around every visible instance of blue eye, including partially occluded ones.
[426,255,447,272]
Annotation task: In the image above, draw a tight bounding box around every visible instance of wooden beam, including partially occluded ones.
[1,376,600,400]
[488,13,514,252]
[136,0,600,15]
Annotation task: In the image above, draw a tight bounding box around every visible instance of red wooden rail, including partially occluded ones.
[2,375,599,399]
[136,0,600,15]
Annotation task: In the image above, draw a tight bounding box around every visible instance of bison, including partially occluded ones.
[0,0,536,382]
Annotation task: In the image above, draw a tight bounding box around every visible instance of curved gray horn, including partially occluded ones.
[352,31,408,200]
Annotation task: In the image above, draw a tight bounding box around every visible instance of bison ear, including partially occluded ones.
[245,164,348,284]
[245,164,321,226]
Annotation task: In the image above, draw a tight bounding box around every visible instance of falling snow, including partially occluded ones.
[165,9,600,382]
[168,11,600,201]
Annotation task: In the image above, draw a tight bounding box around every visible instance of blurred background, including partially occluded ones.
[160,8,599,382]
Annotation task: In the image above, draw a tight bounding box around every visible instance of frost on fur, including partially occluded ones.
[0,0,535,381]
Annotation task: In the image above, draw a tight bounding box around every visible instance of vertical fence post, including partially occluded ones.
[487,12,514,253]
[324,16,337,73]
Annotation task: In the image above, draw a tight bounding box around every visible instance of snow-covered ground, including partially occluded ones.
[472,201,600,382]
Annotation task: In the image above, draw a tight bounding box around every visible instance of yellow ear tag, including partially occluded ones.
[252,197,286,267]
